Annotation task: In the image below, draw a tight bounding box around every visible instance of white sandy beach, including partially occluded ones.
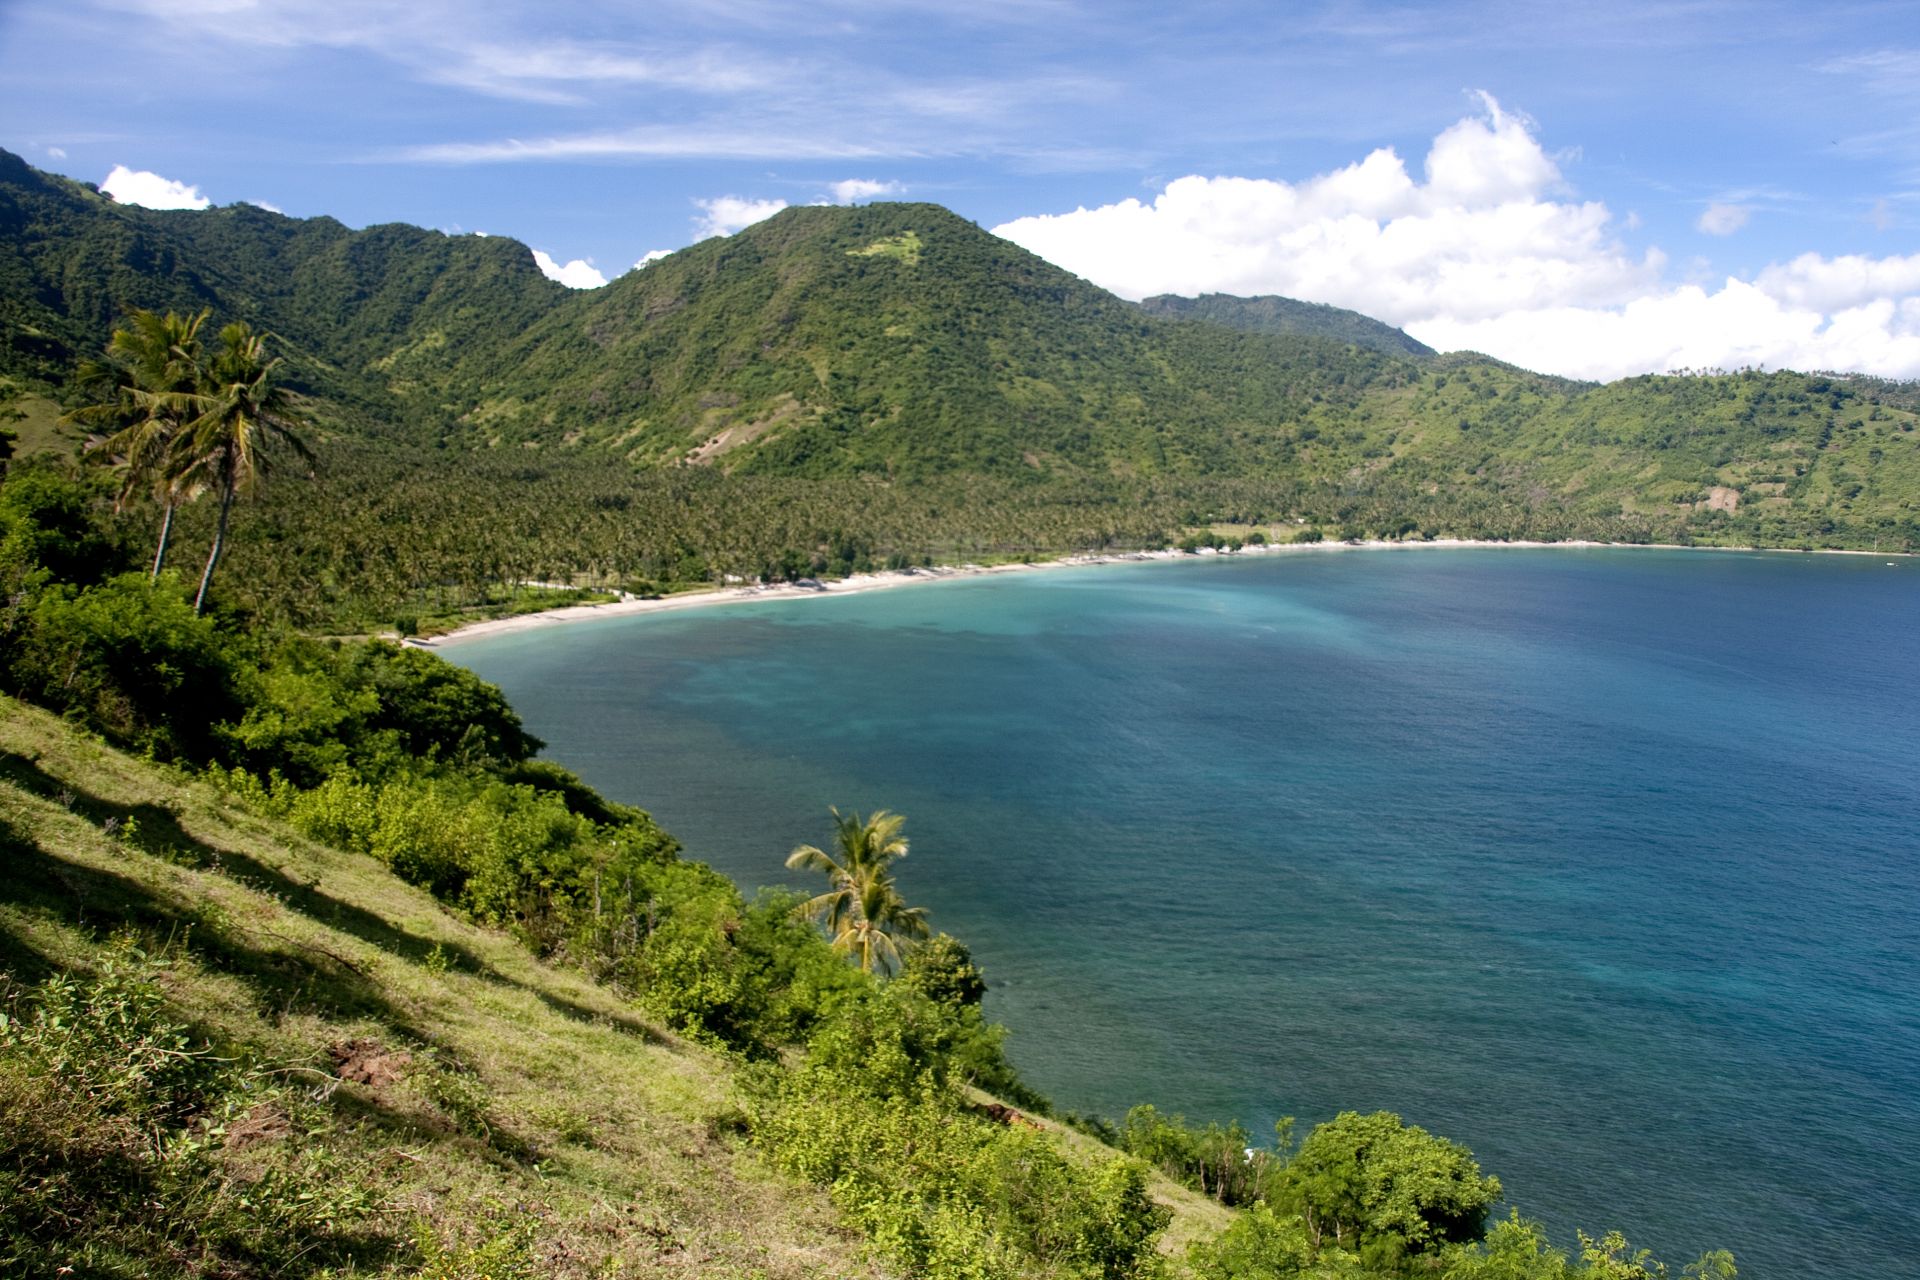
[413,536,1907,648]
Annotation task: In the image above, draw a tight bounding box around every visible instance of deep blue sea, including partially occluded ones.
[447,548,1920,1278]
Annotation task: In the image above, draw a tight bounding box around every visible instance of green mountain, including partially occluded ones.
[436,203,1436,478]
[0,155,1406,479]
[0,148,564,427]
[1136,292,1436,358]
[2,144,1917,632]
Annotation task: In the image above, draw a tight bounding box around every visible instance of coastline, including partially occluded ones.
[416,536,1909,648]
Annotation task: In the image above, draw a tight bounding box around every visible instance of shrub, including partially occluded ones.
[898,931,987,1007]
[1276,1111,1500,1271]
[751,1012,1168,1280]
[2,574,241,758]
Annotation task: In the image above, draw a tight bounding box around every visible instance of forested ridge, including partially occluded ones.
[3,141,1918,637]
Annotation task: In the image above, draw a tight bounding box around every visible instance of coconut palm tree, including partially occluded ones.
[786,807,930,974]
[64,309,209,580]
[180,321,314,614]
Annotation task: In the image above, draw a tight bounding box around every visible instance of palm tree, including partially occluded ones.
[180,322,314,614]
[64,309,210,580]
[786,808,930,974]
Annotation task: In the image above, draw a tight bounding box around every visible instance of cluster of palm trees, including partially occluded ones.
[65,308,312,613]
[787,808,931,975]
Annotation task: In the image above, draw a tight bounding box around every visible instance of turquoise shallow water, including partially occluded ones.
[448,548,1920,1277]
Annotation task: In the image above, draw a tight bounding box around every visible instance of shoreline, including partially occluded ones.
[416,537,1909,648]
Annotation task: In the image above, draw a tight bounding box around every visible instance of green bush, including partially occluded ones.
[751,1001,1169,1280]
[1220,1110,1501,1275]
[899,931,988,1007]
[1188,1204,1339,1280]
[3,573,241,759]
[226,638,543,785]
[0,460,120,590]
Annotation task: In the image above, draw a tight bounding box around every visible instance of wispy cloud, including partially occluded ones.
[827,178,903,203]
[423,41,783,105]
[394,126,907,164]
[1697,202,1750,235]
[1819,47,1920,173]
[97,0,1118,172]
[1820,46,1920,96]
[885,72,1113,123]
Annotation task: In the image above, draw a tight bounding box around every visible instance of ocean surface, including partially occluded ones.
[446,548,1920,1277]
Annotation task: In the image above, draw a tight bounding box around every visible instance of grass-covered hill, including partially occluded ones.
[1135,293,1435,359]
[3,144,1919,635]
[441,204,1422,479]
[0,697,890,1278]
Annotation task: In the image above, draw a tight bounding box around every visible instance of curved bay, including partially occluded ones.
[449,548,1920,1279]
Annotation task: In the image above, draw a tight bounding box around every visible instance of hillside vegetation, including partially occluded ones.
[0,696,884,1278]
[1135,294,1435,358]
[0,460,1738,1279]
[4,142,1917,634]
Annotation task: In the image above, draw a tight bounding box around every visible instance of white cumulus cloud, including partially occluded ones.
[532,249,608,288]
[47,146,67,160]
[1697,202,1750,236]
[1753,251,1920,312]
[100,164,211,210]
[992,94,1920,380]
[694,195,788,238]
[1412,285,1920,383]
[633,248,674,270]
[828,178,903,204]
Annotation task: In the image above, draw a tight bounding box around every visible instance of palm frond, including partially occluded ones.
[788,807,931,973]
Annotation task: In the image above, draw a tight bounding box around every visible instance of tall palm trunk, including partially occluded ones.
[194,479,235,614]
[150,498,175,582]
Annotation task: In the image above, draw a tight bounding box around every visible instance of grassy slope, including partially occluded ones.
[0,696,1225,1275]
[3,389,74,456]
[0,695,880,1277]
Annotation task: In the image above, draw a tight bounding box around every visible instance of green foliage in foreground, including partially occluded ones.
[0,461,1737,1279]
[0,696,890,1279]
[752,994,1169,1280]
[0,943,382,1276]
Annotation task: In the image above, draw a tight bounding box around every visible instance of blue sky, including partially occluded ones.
[2,0,1917,379]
